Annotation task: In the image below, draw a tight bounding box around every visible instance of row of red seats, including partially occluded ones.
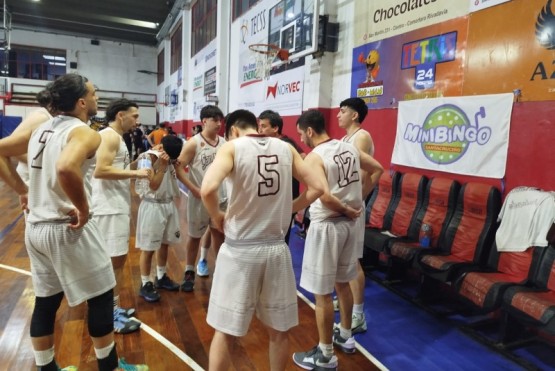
[362,171,555,343]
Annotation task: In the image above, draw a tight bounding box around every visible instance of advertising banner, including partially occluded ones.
[354,0,468,46]
[351,17,468,109]
[229,0,304,116]
[469,0,511,12]
[463,0,555,101]
[391,94,513,178]
[190,39,217,121]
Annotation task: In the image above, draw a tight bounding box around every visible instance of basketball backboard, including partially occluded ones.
[268,0,319,66]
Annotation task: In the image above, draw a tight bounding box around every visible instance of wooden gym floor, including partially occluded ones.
[0,180,378,370]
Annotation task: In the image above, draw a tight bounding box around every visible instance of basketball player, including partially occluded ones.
[175,105,226,291]
[201,109,325,371]
[337,97,378,334]
[91,98,151,334]
[137,136,183,302]
[3,89,56,211]
[292,110,383,370]
[258,109,304,245]
[0,74,147,370]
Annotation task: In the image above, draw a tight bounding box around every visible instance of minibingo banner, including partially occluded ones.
[391,93,513,178]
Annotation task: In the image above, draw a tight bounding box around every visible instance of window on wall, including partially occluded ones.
[0,45,66,81]
[191,0,218,56]
[170,24,182,74]
[232,0,260,20]
[157,49,164,86]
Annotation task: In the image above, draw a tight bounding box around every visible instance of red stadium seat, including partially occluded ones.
[415,183,502,290]
[361,171,401,267]
[454,244,542,314]
[364,173,427,259]
[389,177,460,265]
[501,226,555,338]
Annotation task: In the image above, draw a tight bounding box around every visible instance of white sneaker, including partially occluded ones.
[352,313,367,334]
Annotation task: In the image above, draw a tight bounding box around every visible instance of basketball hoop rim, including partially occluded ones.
[248,43,289,61]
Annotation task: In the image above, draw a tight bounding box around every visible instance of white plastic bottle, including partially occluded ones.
[135,153,152,197]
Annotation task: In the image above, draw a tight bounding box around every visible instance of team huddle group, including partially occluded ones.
[0,73,384,371]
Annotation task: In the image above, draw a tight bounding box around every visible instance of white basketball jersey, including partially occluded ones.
[15,107,53,186]
[143,150,180,200]
[188,133,225,187]
[224,135,292,243]
[91,127,131,215]
[27,116,95,224]
[342,128,374,156]
[309,139,363,222]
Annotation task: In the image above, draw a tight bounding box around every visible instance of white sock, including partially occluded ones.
[94,341,114,359]
[319,343,334,357]
[141,275,150,286]
[339,326,352,340]
[353,303,364,315]
[199,246,208,261]
[186,265,195,272]
[34,346,54,366]
[113,295,119,310]
[156,266,166,280]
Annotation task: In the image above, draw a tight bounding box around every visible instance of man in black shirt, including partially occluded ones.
[132,125,145,160]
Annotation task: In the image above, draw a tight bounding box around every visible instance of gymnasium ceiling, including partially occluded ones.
[5,0,177,46]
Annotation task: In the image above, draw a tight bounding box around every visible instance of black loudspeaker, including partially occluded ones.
[318,15,339,53]
[8,50,17,77]
[91,39,100,45]
[70,62,77,69]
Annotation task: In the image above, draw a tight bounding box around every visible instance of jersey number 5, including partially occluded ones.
[31,130,55,169]
[258,155,280,196]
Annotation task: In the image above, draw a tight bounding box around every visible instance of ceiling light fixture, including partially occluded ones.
[43,55,66,61]
[99,15,159,29]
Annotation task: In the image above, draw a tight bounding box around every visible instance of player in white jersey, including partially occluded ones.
[0,90,56,214]
[0,74,148,371]
[292,110,383,371]
[137,136,183,302]
[337,97,379,334]
[201,109,325,371]
[175,105,226,291]
[91,98,151,334]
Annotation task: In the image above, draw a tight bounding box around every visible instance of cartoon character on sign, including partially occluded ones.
[358,49,380,82]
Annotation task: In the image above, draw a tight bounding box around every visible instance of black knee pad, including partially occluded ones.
[87,289,113,338]
[30,292,64,337]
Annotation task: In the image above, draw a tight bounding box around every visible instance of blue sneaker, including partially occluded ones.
[117,358,149,370]
[114,310,141,334]
[197,259,209,277]
[114,306,136,318]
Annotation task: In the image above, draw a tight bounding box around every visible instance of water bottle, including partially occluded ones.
[419,223,432,248]
[135,153,152,197]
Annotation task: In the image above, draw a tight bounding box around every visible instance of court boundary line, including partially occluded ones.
[132,318,204,371]
[0,212,24,240]
[296,290,389,371]
[0,263,203,370]
[0,263,32,276]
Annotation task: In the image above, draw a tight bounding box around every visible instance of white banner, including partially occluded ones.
[392,94,513,178]
[469,0,511,13]
[354,0,469,46]
[229,0,304,116]
[190,39,218,121]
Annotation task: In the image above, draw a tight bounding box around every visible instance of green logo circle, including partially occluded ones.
[421,104,470,164]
